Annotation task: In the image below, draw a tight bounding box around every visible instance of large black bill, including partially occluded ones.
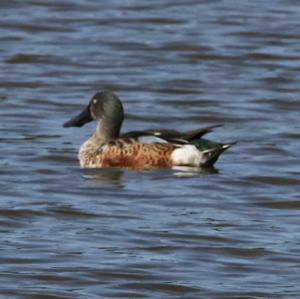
[63,105,93,127]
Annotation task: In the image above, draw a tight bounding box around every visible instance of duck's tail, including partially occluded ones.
[191,139,236,168]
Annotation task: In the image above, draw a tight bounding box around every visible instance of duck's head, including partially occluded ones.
[64,91,124,128]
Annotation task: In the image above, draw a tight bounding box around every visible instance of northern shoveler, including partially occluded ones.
[64,91,234,169]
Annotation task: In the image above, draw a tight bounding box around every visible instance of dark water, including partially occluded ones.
[1,0,300,298]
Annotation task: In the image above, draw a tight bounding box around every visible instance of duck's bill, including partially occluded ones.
[63,106,93,127]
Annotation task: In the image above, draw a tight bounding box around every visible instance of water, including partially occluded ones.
[1,0,300,298]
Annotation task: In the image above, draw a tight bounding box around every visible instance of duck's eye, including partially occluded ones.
[92,99,97,104]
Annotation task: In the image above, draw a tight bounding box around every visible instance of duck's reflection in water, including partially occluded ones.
[172,166,218,177]
[82,167,124,187]
[81,165,219,187]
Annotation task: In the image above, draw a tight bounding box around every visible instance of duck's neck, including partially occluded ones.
[93,116,122,144]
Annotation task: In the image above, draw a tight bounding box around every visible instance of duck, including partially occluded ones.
[63,91,234,169]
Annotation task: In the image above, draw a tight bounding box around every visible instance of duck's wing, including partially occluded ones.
[114,135,184,146]
[174,124,222,141]
[121,125,222,142]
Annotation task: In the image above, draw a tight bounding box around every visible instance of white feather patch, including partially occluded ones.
[137,136,167,144]
[171,144,205,166]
